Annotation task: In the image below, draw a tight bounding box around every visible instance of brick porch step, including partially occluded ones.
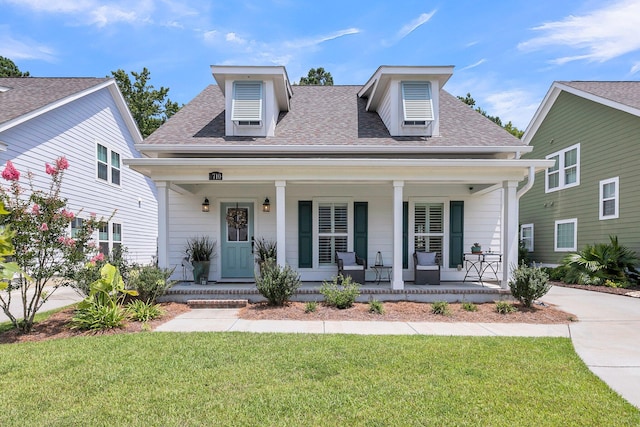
[187,299,248,309]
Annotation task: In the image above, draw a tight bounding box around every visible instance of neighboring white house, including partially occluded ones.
[0,77,158,264]
[127,65,552,288]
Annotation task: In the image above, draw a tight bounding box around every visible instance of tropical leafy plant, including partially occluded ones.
[71,263,138,330]
[126,299,165,322]
[562,236,639,285]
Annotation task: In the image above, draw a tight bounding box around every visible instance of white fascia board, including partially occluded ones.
[106,80,144,144]
[125,157,554,176]
[135,144,533,155]
[0,80,115,134]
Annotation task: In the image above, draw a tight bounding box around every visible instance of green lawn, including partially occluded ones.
[0,333,638,426]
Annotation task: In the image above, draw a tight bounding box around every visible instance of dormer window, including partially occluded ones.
[401,81,433,126]
[232,81,262,125]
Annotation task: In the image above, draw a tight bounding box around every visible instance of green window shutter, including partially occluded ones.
[354,202,368,264]
[449,201,464,268]
[403,201,408,269]
[298,201,313,268]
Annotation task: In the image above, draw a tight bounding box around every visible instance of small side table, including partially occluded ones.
[371,265,392,285]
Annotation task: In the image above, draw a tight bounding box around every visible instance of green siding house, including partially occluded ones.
[520,81,640,265]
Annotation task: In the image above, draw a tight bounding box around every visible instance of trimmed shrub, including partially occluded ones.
[320,275,360,309]
[368,299,385,315]
[431,301,451,315]
[127,265,176,303]
[255,260,301,306]
[509,262,551,308]
[495,300,517,314]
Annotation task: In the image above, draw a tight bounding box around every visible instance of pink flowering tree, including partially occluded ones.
[0,158,109,333]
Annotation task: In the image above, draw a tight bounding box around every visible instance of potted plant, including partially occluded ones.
[186,236,217,284]
[471,243,482,254]
[254,237,277,275]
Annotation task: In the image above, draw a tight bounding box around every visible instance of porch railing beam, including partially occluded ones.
[392,180,405,290]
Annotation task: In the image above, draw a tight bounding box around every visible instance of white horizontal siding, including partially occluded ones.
[0,87,157,264]
[165,182,504,282]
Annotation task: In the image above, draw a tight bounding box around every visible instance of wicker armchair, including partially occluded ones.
[413,252,440,285]
[336,251,367,284]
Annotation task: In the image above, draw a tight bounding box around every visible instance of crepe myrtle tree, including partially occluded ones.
[0,158,110,333]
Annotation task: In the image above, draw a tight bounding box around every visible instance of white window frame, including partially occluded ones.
[545,143,580,193]
[96,142,122,187]
[98,222,109,256]
[401,81,433,126]
[231,81,263,125]
[70,217,83,239]
[313,199,353,268]
[112,222,122,253]
[554,218,577,252]
[599,177,619,220]
[520,223,534,252]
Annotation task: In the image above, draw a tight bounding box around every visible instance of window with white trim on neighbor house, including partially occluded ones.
[318,203,348,265]
[546,143,579,193]
[520,223,534,252]
[97,143,121,185]
[599,177,619,220]
[555,219,577,252]
[98,222,122,256]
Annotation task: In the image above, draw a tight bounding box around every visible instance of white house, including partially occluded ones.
[127,65,551,289]
[0,77,158,264]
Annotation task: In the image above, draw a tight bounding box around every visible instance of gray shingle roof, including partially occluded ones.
[0,77,110,126]
[560,81,640,111]
[143,84,525,149]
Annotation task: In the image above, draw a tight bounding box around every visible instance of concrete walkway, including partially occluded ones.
[541,286,640,409]
[0,286,83,323]
[156,285,640,409]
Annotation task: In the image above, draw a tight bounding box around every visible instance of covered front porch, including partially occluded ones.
[159,281,509,304]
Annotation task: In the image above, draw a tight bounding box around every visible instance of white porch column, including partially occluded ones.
[392,180,405,290]
[156,181,169,269]
[501,180,518,288]
[276,180,286,267]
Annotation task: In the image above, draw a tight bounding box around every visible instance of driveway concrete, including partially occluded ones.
[541,286,640,409]
[0,286,83,323]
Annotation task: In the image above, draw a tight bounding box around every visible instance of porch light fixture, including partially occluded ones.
[202,197,210,213]
[262,197,271,213]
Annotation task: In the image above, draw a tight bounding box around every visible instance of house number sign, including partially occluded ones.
[209,171,223,181]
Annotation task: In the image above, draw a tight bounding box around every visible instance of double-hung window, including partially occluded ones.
[98,223,109,256]
[318,203,348,265]
[112,223,122,254]
[546,143,580,192]
[97,143,122,186]
[401,81,433,126]
[414,203,444,258]
[555,219,577,252]
[232,81,262,125]
[70,217,83,238]
[520,223,534,252]
[599,177,619,220]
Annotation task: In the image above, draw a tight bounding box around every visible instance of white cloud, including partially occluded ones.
[630,62,640,75]
[381,11,436,47]
[518,0,640,64]
[201,27,360,66]
[90,5,141,27]
[485,89,539,129]
[0,26,56,61]
[458,59,486,72]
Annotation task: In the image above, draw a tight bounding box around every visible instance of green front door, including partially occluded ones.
[221,202,255,278]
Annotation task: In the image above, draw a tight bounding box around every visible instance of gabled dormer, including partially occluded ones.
[357,66,454,137]
[211,65,293,137]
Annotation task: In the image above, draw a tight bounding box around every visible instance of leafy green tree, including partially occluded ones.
[110,68,180,138]
[0,56,30,77]
[299,67,334,85]
[457,92,524,138]
[0,158,106,333]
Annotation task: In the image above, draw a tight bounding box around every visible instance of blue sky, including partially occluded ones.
[1,0,640,129]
